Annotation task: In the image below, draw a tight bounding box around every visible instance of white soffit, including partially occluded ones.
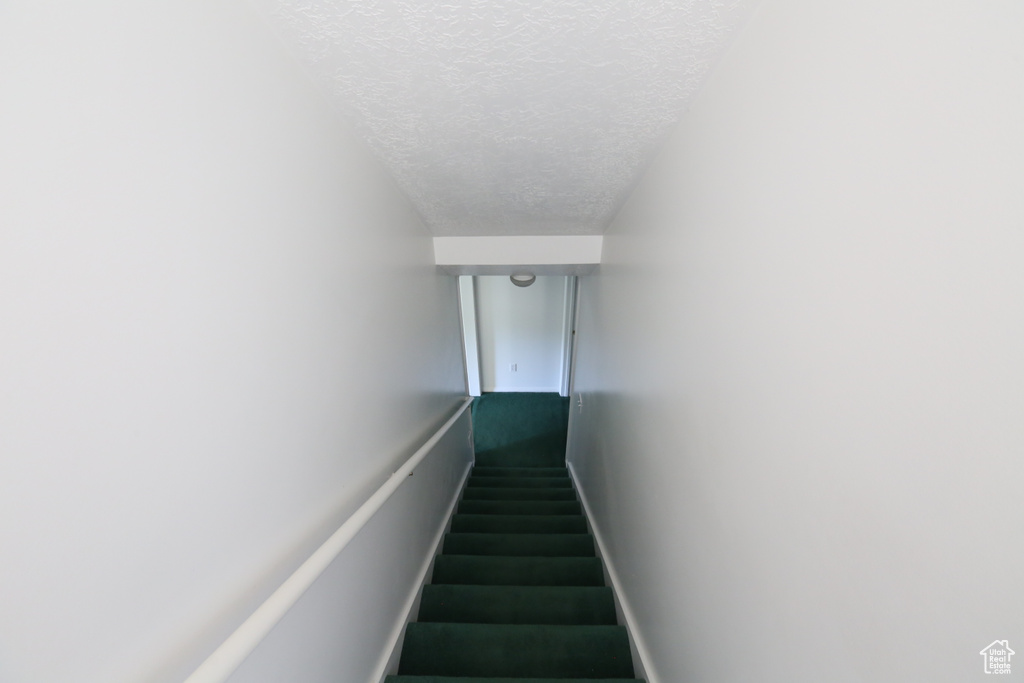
[434,236,601,276]
[256,1,759,236]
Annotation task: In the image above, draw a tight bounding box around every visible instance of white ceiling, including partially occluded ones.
[256,0,759,236]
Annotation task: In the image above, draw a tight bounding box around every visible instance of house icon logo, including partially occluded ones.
[980,640,1014,674]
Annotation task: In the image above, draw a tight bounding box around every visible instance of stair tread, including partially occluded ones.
[474,448,567,469]
[451,513,587,534]
[419,585,616,625]
[387,678,643,683]
[462,488,576,501]
[432,555,605,586]
[399,623,634,678]
[467,476,572,488]
[471,466,569,477]
[443,532,595,557]
[458,500,582,515]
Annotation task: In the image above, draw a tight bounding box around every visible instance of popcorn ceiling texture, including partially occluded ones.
[256,0,758,235]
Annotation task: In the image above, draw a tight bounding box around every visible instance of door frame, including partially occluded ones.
[558,275,579,397]
[457,275,482,396]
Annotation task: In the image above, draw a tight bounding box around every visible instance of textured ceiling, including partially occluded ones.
[256,0,759,236]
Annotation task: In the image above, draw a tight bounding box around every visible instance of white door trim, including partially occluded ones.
[457,275,481,396]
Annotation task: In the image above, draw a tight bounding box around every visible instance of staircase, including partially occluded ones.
[386,394,643,682]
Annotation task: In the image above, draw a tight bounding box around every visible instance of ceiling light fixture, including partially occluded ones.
[510,273,536,288]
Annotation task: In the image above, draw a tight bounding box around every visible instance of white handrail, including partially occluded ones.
[183,396,474,683]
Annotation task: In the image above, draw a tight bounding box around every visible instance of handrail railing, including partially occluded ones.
[183,396,474,683]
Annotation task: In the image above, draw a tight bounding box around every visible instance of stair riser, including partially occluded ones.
[457,501,582,515]
[443,533,595,557]
[386,677,643,683]
[418,585,617,625]
[467,477,572,489]
[431,556,605,586]
[462,491,581,501]
[398,623,635,678]
[474,452,567,468]
[471,467,569,478]
[450,514,587,534]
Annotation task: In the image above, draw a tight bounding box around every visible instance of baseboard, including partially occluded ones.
[369,459,473,683]
[480,386,561,393]
[567,461,659,683]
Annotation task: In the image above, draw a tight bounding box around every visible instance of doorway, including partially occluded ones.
[458,275,578,397]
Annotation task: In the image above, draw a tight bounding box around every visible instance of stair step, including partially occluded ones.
[471,466,569,478]
[467,476,572,489]
[457,500,582,516]
[475,448,566,469]
[462,488,576,501]
[386,678,643,683]
[443,533,594,557]
[418,585,617,625]
[451,513,587,534]
[398,623,635,678]
[432,555,605,586]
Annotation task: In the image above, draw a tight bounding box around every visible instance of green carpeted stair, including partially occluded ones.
[387,679,640,683]
[417,585,616,625]
[462,487,577,500]
[450,514,588,534]
[431,554,606,587]
[386,393,643,683]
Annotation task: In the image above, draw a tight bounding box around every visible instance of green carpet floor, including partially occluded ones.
[471,392,570,468]
[387,393,643,683]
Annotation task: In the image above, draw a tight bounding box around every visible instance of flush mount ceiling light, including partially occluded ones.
[510,272,536,288]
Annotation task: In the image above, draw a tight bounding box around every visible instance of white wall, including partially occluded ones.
[227,409,473,683]
[568,1,1024,682]
[476,276,568,392]
[0,3,465,683]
